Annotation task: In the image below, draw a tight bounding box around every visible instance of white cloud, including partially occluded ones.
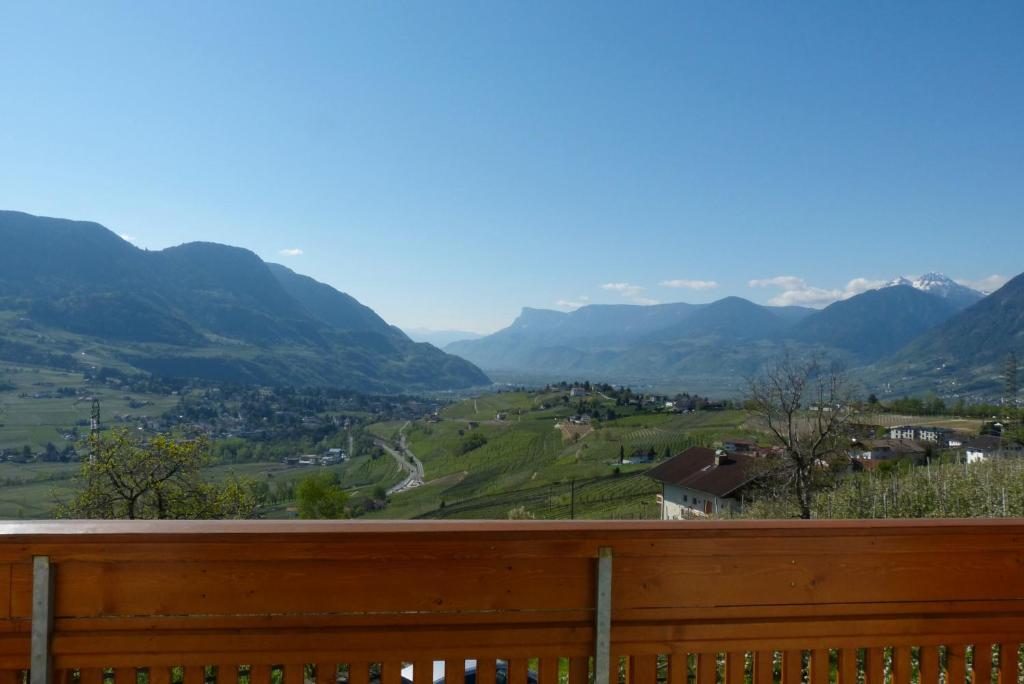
[600,282,659,305]
[279,248,304,256]
[555,296,590,310]
[660,279,719,290]
[119,234,137,243]
[748,276,886,308]
[601,282,645,298]
[956,274,1008,293]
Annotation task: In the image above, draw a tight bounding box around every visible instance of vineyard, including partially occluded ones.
[365,391,751,521]
[417,471,659,520]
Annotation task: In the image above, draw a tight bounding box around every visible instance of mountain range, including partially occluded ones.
[0,211,489,392]
[448,273,1020,398]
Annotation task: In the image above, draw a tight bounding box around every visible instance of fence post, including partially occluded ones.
[31,556,54,684]
[595,547,613,684]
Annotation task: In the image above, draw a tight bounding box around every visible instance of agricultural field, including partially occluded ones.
[365,391,751,521]
[858,413,986,432]
[441,391,563,420]
[0,451,405,520]
[0,364,178,451]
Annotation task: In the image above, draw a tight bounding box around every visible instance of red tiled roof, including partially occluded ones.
[646,446,755,498]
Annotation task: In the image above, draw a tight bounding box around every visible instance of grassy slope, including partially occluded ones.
[0,364,178,451]
[367,392,750,521]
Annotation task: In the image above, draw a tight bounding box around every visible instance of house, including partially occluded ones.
[569,414,591,425]
[569,387,590,398]
[849,439,926,461]
[722,438,757,454]
[495,412,508,421]
[646,447,756,518]
[297,455,318,466]
[964,436,1024,464]
[320,448,346,465]
[887,425,954,445]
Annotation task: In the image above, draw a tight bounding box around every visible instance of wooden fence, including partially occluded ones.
[2,519,1024,684]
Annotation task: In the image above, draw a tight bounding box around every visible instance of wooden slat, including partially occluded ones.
[725,651,745,684]
[667,654,687,684]
[80,669,104,684]
[947,645,966,684]
[892,646,911,684]
[781,651,801,684]
[217,665,235,684]
[630,655,657,684]
[115,669,136,684]
[508,659,528,684]
[696,653,717,684]
[864,649,884,684]
[918,646,938,684]
[381,662,401,684]
[283,664,304,684]
[1000,644,1019,684]
[809,650,828,684]
[250,665,271,684]
[538,657,558,684]
[753,651,774,684]
[917,646,938,684]
[446,659,466,684]
[315,664,334,684]
[413,661,432,684]
[0,671,20,684]
[477,659,497,684]
[975,645,994,684]
[573,655,589,684]
[150,667,171,684]
[347,663,369,684]
[837,649,857,684]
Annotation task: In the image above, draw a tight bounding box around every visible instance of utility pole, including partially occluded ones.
[88,398,101,463]
[90,398,101,437]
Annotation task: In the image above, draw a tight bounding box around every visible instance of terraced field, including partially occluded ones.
[366,394,750,521]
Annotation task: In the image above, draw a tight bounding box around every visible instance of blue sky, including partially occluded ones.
[1,1,1022,333]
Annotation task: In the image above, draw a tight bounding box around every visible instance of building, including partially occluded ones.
[569,387,590,398]
[722,438,757,453]
[646,447,755,518]
[888,426,954,445]
[964,436,1024,464]
[849,439,926,462]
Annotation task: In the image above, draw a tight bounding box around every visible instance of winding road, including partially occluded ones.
[376,422,425,495]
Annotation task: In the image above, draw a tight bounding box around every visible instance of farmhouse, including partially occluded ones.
[646,447,755,518]
[849,439,926,462]
[888,425,954,445]
[964,436,1024,464]
[721,438,757,453]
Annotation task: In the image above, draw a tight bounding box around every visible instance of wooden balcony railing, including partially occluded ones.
[2,519,1024,684]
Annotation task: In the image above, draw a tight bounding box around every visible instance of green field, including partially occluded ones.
[366,393,750,521]
[0,364,178,451]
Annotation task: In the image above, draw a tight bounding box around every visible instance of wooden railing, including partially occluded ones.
[2,519,1024,684]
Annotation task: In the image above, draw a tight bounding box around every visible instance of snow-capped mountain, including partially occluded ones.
[884,273,984,310]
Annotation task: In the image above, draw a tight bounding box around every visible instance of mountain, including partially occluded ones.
[404,328,483,348]
[870,273,1024,395]
[446,298,824,393]
[650,297,813,342]
[789,285,959,360]
[884,273,983,310]
[0,210,489,392]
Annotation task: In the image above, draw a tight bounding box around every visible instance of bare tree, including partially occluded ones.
[746,353,854,519]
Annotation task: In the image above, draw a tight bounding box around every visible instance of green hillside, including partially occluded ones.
[0,210,489,393]
[364,390,751,521]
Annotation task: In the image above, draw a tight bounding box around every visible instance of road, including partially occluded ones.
[377,422,425,495]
